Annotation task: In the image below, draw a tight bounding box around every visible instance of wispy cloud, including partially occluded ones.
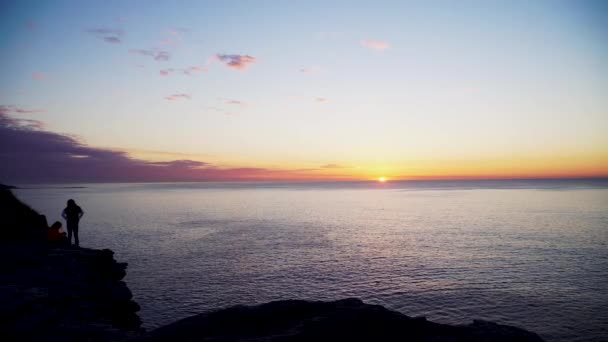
[221,98,247,106]
[216,54,256,70]
[184,66,206,74]
[165,94,191,101]
[320,164,348,169]
[32,72,45,81]
[160,66,207,77]
[0,106,45,129]
[0,105,44,115]
[360,39,390,50]
[130,49,170,61]
[87,28,124,35]
[103,36,121,44]
[86,28,124,44]
[315,97,328,103]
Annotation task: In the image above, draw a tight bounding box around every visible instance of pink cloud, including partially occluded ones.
[165,94,191,101]
[32,72,45,81]
[184,66,207,75]
[160,69,173,76]
[216,54,256,70]
[360,39,390,50]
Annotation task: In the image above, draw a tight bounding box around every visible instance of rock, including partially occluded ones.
[0,183,17,190]
[132,298,544,341]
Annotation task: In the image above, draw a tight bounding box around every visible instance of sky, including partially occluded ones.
[1,0,607,182]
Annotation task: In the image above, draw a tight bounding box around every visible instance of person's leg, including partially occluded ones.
[73,224,79,247]
[67,224,73,245]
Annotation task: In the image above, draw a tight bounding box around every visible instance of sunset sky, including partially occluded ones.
[1,0,607,182]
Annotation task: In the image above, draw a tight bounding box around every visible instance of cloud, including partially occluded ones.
[165,94,191,101]
[315,97,328,103]
[150,160,208,168]
[86,28,124,44]
[0,105,44,115]
[360,39,390,50]
[130,49,171,61]
[26,21,37,30]
[184,66,206,75]
[87,28,124,36]
[160,66,207,77]
[103,36,121,43]
[0,106,45,129]
[320,164,347,169]
[0,110,354,183]
[160,69,173,76]
[32,72,45,81]
[221,98,247,106]
[216,54,256,70]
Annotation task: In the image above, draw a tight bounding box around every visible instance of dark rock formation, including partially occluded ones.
[0,183,17,190]
[133,298,544,342]
[0,244,144,341]
[0,188,143,341]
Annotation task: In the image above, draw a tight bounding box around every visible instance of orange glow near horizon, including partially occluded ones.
[122,148,608,181]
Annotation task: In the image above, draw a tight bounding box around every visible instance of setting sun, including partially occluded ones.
[378,177,387,183]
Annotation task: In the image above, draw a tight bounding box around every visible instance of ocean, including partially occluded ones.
[13,179,608,341]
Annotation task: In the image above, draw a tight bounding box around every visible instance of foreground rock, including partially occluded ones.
[0,186,143,341]
[133,298,544,341]
[0,245,143,341]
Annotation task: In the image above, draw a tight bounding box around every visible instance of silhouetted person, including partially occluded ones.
[62,199,84,247]
[48,221,68,246]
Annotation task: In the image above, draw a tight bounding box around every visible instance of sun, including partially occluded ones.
[378,177,387,183]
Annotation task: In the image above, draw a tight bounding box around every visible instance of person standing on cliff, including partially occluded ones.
[62,199,84,247]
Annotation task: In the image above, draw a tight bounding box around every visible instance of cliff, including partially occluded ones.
[0,186,143,341]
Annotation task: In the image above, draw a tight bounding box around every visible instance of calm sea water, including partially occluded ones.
[14,180,608,342]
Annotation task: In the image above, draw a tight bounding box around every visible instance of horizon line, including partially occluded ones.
[6,175,608,186]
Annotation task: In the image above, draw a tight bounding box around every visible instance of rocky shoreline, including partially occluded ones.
[133,298,544,341]
[1,186,545,341]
